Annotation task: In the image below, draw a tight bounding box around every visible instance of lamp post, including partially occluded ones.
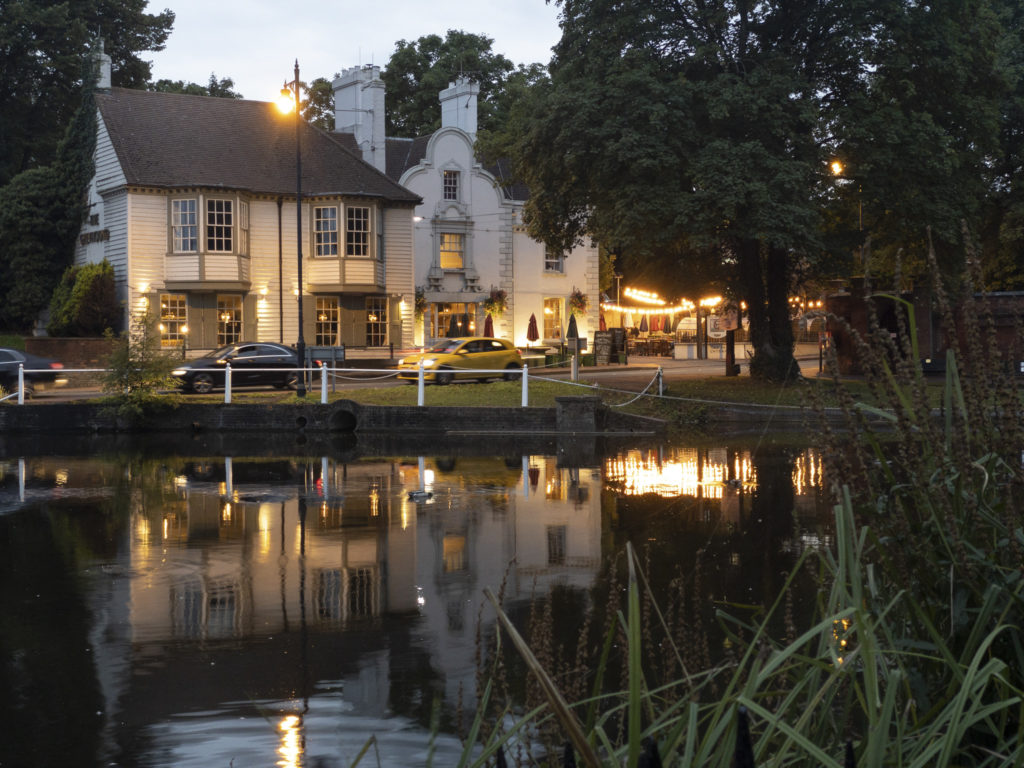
[280,60,306,397]
[830,159,863,273]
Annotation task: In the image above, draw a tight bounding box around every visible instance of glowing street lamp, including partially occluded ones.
[278,60,306,397]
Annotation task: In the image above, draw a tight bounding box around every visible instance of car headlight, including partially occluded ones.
[171,369,187,376]
[422,358,438,367]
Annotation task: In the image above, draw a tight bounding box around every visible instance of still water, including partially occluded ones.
[0,432,830,767]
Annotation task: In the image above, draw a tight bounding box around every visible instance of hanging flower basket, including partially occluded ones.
[483,288,508,318]
[568,288,589,317]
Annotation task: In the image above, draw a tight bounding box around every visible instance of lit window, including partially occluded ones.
[443,170,459,201]
[315,206,338,257]
[440,233,464,269]
[217,295,242,346]
[346,206,370,256]
[206,199,233,252]
[159,293,187,347]
[172,199,197,253]
[316,297,339,346]
[544,297,562,340]
[366,296,387,346]
[544,245,564,273]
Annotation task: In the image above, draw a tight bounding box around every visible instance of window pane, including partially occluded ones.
[365,296,387,346]
[206,199,233,252]
[316,297,339,346]
[544,246,564,273]
[315,206,339,257]
[159,293,187,347]
[346,207,369,256]
[439,233,464,269]
[172,199,197,252]
[217,295,242,346]
[443,170,459,201]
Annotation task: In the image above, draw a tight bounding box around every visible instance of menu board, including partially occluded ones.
[594,331,613,365]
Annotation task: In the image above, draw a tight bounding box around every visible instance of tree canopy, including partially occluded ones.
[149,74,243,98]
[481,0,1024,379]
[0,0,173,186]
[382,30,539,137]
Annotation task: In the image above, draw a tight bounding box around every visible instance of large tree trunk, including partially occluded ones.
[739,239,800,382]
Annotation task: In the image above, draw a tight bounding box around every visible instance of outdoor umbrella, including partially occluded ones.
[527,313,539,343]
[599,314,607,331]
[446,313,459,337]
[639,314,649,332]
[483,314,494,337]
[566,313,579,339]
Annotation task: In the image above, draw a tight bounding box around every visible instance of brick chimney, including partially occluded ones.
[332,65,386,173]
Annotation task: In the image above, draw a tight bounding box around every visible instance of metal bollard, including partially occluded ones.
[320,361,328,404]
[225,363,232,403]
[417,360,425,406]
[657,366,664,396]
[521,364,529,407]
[571,354,579,382]
[17,364,24,405]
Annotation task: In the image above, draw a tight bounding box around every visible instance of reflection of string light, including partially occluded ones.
[369,488,379,517]
[278,714,303,767]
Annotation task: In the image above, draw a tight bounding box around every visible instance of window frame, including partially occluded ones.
[314,205,339,257]
[345,205,371,257]
[171,198,198,253]
[316,297,339,346]
[544,245,565,273]
[206,198,234,253]
[439,232,465,269]
[159,293,188,348]
[442,169,460,201]
[217,294,242,346]
[543,297,563,341]
[365,296,387,346]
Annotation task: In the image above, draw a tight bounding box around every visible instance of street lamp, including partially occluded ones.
[830,159,863,272]
[278,60,306,397]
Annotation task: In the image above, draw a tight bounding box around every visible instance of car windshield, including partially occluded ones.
[426,339,465,353]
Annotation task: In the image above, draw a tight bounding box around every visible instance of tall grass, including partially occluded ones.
[458,248,1024,767]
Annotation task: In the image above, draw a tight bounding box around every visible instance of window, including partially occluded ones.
[238,201,249,255]
[348,568,375,616]
[431,302,474,338]
[346,206,370,256]
[439,233,464,269]
[172,199,197,252]
[544,245,564,273]
[217,295,242,346]
[547,525,567,565]
[366,296,387,346]
[443,169,460,201]
[316,297,339,346]
[315,206,338,257]
[159,293,187,347]
[206,199,233,252]
[543,297,562,340]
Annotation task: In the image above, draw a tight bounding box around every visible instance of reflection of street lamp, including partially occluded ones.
[278,60,306,397]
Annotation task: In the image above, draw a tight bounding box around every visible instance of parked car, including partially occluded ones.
[172,342,301,394]
[396,337,523,384]
[0,347,67,397]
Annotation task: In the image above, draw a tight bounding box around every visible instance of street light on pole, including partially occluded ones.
[278,60,306,397]
[830,159,863,272]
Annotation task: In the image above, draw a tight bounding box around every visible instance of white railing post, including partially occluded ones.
[571,353,579,382]
[521,364,529,407]
[417,360,425,406]
[320,361,328,404]
[224,363,232,404]
[17,364,25,404]
[658,366,664,396]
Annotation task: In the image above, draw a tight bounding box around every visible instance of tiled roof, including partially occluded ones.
[383,135,530,202]
[96,88,420,203]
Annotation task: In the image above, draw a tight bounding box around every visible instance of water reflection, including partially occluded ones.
[0,435,830,767]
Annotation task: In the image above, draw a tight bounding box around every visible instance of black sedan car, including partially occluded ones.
[0,347,67,397]
[171,342,301,394]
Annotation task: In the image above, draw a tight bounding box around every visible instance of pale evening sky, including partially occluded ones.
[145,0,564,101]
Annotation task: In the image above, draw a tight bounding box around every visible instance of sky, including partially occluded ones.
[145,0,564,101]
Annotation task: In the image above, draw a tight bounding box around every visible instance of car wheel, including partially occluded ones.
[503,364,522,381]
[435,367,454,386]
[284,372,300,390]
[192,373,215,394]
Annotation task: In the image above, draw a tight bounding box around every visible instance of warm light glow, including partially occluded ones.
[624,287,666,306]
[181,324,189,335]
[699,296,723,308]
[277,88,295,114]
[138,283,149,294]
[602,299,694,315]
[260,286,269,296]
[830,160,844,176]
[278,714,303,767]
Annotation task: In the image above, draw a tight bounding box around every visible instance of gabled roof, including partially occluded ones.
[95,88,420,204]
[383,135,530,202]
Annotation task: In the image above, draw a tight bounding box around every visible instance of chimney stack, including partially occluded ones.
[439,78,479,137]
[332,65,386,173]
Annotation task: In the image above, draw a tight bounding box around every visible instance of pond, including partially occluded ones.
[0,431,832,767]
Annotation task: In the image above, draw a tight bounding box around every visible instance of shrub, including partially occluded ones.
[47,259,119,337]
[101,313,179,422]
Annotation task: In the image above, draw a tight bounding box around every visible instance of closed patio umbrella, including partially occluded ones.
[639,314,649,332]
[527,313,539,343]
[599,314,607,331]
[483,314,494,337]
[566,313,579,339]
[446,313,459,337]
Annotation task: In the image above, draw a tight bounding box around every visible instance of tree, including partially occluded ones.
[47,259,119,337]
[305,76,338,130]
[149,73,243,98]
[381,30,519,137]
[0,80,96,331]
[0,1,173,186]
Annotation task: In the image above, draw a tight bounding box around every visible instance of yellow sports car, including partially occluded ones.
[396,337,523,384]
